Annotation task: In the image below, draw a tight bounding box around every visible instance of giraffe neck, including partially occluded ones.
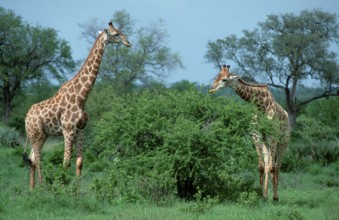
[66,32,107,105]
[231,79,275,112]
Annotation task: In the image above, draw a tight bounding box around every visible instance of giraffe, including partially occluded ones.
[23,22,131,189]
[209,65,290,201]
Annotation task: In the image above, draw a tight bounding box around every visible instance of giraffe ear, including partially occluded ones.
[98,31,103,35]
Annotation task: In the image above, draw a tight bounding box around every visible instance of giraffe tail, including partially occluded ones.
[22,136,32,166]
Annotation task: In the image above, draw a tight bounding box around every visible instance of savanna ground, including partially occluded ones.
[0,139,338,220]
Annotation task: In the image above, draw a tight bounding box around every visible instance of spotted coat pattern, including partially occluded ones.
[24,22,131,189]
[209,65,290,201]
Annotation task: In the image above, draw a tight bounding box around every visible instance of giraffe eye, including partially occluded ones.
[222,78,227,82]
[114,33,120,37]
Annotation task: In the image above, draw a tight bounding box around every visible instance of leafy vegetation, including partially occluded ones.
[205,9,339,128]
[0,145,338,219]
[0,124,20,148]
[0,84,338,219]
[0,7,75,125]
[87,89,263,202]
[0,6,338,220]
[79,10,183,94]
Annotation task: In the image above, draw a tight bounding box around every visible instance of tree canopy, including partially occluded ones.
[205,9,339,128]
[0,7,75,124]
[79,10,183,93]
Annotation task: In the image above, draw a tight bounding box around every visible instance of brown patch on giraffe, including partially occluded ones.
[71,105,78,112]
[84,82,92,89]
[81,76,88,84]
[74,83,82,92]
[68,86,74,93]
[93,62,100,69]
[60,101,67,107]
[52,117,58,125]
[89,74,96,82]
[70,94,76,103]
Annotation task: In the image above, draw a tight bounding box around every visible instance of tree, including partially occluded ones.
[79,10,183,93]
[0,7,75,124]
[205,9,339,128]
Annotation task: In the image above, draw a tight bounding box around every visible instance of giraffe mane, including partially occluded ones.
[237,78,268,88]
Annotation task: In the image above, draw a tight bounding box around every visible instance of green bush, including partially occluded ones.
[303,98,339,135]
[87,89,279,202]
[44,144,64,165]
[0,124,20,148]
[289,115,339,166]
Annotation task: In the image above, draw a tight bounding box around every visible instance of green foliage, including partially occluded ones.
[86,88,279,202]
[43,144,64,165]
[181,189,218,215]
[205,9,339,127]
[287,206,304,220]
[1,146,339,219]
[0,7,75,124]
[289,115,339,165]
[236,191,260,207]
[79,10,183,93]
[303,97,339,135]
[0,124,20,147]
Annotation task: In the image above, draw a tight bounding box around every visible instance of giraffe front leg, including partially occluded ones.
[252,132,264,192]
[256,146,265,192]
[262,143,270,200]
[75,130,84,177]
[270,142,279,201]
[32,150,43,187]
[63,129,76,169]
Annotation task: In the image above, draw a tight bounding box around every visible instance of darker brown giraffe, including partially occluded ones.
[209,65,290,201]
[24,22,131,189]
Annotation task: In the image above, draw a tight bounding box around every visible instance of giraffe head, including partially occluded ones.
[209,65,239,94]
[103,22,131,47]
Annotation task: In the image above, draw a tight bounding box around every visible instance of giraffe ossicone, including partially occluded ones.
[24,22,131,189]
[209,65,290,201]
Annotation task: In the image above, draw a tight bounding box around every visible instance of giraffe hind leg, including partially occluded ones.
[75,130,84,177]
[29,137,46,189]
[271,167,279,201]
[29,150,36,190]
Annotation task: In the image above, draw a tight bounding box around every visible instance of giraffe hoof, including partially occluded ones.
[273,197,279,202]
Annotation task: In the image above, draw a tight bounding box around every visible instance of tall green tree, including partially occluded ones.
[79,10,183,93]
[205,9,339,128]
[0,7,75,124]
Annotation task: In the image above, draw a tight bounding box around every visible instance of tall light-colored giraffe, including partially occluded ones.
[209,65,290,201]
[24,22,131,189]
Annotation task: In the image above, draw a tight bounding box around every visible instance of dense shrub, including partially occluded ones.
[303,98,339,135]
[288,115,339,166]
[0,124,20,148]
[87,89,281,202]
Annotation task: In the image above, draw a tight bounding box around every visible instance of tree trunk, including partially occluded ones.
[287,107,297,129]
[285,86,296,129]
[2,85,12,125]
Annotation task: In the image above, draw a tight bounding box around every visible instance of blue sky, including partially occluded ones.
[1,0,338,85]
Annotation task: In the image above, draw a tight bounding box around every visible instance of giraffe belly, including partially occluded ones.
[44,118,63,136]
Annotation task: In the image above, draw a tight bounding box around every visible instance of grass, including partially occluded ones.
[0,146,338,220]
